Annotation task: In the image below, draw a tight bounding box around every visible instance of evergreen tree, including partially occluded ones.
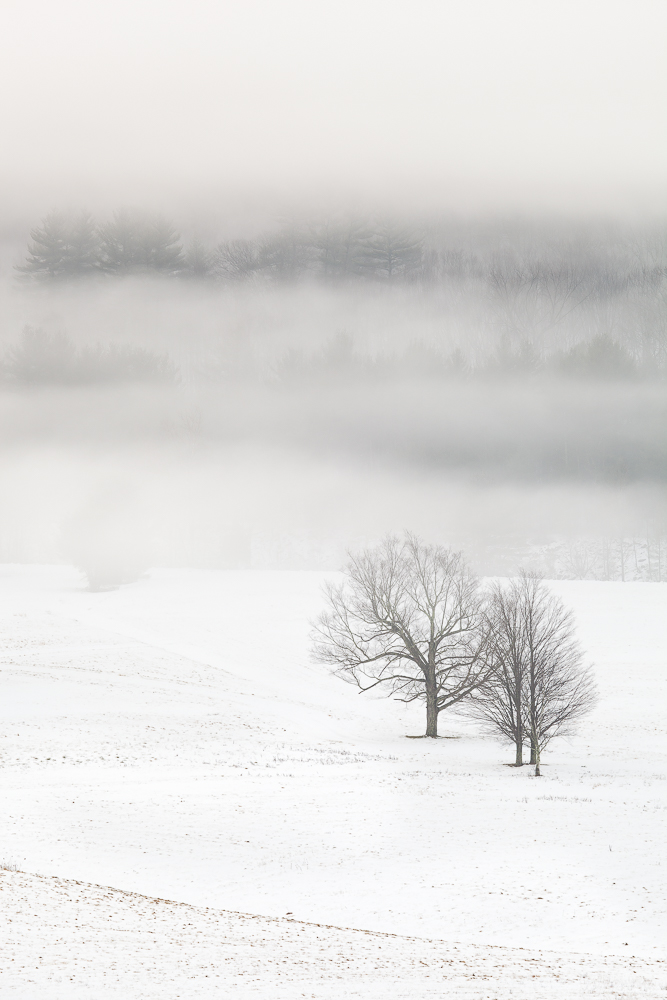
[17,211,70,278]
[183,238,213,278]
[17,211,101,279]
[311,216,371,280]
[139,216,185,272]
[360,222,424,281]
[257,220,315,280]
[96,209,139,273]
[65,211,100,276]
[98,210,184,274]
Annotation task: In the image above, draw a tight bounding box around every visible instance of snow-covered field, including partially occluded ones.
[1,566,666,998]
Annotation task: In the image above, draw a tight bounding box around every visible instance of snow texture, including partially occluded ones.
[1,566,666,998]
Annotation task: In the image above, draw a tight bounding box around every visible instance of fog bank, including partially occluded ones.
[2,1,666,214]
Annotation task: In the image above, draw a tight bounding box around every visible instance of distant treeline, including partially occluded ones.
[16,209,667,374]
[16,209,667,292]
[16,210,425,281]
[2,330,664,485]
[3,326,661,388]
[0,328,177,387]
[509,534,667,582]
[273,331,663,381]
[1,326,663,389]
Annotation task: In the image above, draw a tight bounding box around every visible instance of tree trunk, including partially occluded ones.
[534,744,541,777]
[530,737,537,765]
[425,669,438,737]
[515,741,523,766]
[426,693,438,737]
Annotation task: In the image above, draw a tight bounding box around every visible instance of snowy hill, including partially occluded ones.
[1,567,666,997]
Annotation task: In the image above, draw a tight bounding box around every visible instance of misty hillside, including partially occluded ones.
[0,0,665,576]
[1,228,666,575]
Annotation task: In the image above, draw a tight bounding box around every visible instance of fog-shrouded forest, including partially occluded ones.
[0,206,664,584]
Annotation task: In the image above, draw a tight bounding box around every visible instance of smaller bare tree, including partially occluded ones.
[312,534,489,737]
[468,578,527,765]
[469,574,597,774]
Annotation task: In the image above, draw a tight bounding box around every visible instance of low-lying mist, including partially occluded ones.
[1,213,665,581]
[1,376,664,483]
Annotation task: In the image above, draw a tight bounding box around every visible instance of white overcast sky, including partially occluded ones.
[1,0,666,214]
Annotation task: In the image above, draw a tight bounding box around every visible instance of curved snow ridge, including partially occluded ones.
[57,610,240,680]
[1,870,662,999]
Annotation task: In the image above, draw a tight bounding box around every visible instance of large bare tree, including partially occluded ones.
[312,535,489,737]
[469,573,597,774]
